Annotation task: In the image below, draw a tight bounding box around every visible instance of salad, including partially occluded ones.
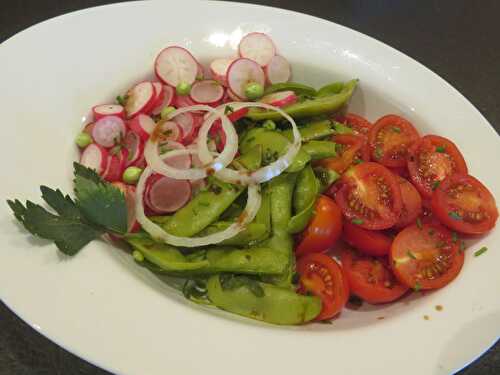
[8,33,498,325]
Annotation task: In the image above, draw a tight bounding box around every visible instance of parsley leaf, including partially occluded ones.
[414,281,422,292]
[474,247,488,257]
[352,218,364,225]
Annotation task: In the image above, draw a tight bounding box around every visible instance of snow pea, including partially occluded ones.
[288,165,320,234]
[246,79,358,121]
[333,121,354,134]
[161,179,244,237]
[287,199,316,234]
[234,144,262,171]
[206,275,321,325]
[264,82,317,97]
[301,140,338,160]
[254,186,271,238]
[127,235,287,276]
[282,119,334,142]
[316,81,344,97]
[240,128,310,172]
[196,221,269,246]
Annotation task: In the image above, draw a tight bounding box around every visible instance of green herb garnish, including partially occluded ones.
[474,247,488,257]
[448,211,462,221]
[351,218,364,225]
[392,127,401,133]
[451,231,458,243]
[374,147,383,160]
[116,95,128,106]
[416,217,423,229]
[414,281,422,292]
[407,250,417,259]
[435,146,446,153]
[432,180,440,190]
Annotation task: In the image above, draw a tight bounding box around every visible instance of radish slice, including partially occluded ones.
[128,114,156,141]
[80,144,108,174]
[190,80,225,105]
[125,81,156,118]
[172,112,195,144]
[159,140,191,169]
[227,88,243,102]
[83,122,95,136]
[151,82,165,109]
[112,182,140,232]
[146,175,192,214]
[227,58,265,100]
[93,104,125,120]
[102,154,121,182]
[152,85,175,115]
[196,63,205,80]
[210,58,234,86]
[157,121,183,143]
[123,131,144,167]
[238,32,276,67]
[92,116,126,148]
[265,55,291,84]
[154,46,198,87]
[261,91,298,107]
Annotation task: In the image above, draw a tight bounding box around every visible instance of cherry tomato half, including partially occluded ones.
[335,113,372,136]
[368,114,420,168]
[295,195,343,256]
[431,173,498,234]
[315,134,370,173]
[335,162,403,230]
[297,253,350,320]
[394,176,423,228]
[407,135,468,199]
[342,220,393,256]
[390,223,464,290]
[341,248,409,304]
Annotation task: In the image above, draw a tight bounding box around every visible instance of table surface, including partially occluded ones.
[1,0,499,374]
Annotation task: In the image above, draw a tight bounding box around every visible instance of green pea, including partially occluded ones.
[75,132,92,148]
[176,82,192,96]
[206,275,321,325]
[244,82,264,100]
[122,166,143,184]
[262,119,276,130]
[160,106,176,119]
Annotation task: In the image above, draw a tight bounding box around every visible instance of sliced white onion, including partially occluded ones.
[197,101,301,185]
[144,105,237,180]
[135,157,261,247]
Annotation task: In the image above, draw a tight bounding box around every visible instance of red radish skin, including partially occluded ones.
[152,85,175,115]
[155,46,199,87]
[123,131,144,167]
[133,154,147,169]
[265,55,291,84]
[190,80,225,105]
[93,104,125,120]
[102,154,122,182]
[227,58,265,99]
[128,114,156,141]
[159,121,183,143]
[261,91,297,107]
[92,116,126,148]
[151,82,165,109]
[210,58,234,86]
[146,175,192,214]
[111,182,140,232]
[238,32,276,67]
[158,140,191,169]
[125,81,156,118]
[80,144,108,174]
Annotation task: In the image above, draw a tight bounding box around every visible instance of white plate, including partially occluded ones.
[0,1,498,374]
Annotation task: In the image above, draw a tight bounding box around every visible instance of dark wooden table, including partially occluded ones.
[1,1,499,374]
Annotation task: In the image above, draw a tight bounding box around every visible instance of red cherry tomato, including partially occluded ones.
[394,176,423,228]
[315,134,370,173]
[335,113,372,136]
[342,220,393,256]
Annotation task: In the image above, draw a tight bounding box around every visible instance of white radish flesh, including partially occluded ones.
[125,81,155,118]
[158,121,183,143]
[123,131,144,167]
[265,55,291,84]
[128,114,156,141]
[152,85,175,115]
[261,91,298,107]
[147,176,191,214]
[238,32,276,67]
[151,82,165,108]
[102,153,122,182]
[92,116,126,148]
[93,104,125,120]
[210,58,234,86]
[227,58,265,100]
[189,80,225,106]
[154,46,198,87]
[159,140,191,169]
[80,144,108,174]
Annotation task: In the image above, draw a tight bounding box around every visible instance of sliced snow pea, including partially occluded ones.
[282,119,334,142]
[207,274,322,325]
[162,179,244,237]
[316,81,344,97]
[246,79,358,121]
[301,140,338,160]
[287,199,316,234]
[314,167,341,193]
[264,82,317,97]
[234,144,262,171]
[254,186,271,238]
[288,165,320,234]
[333,121,354,134]
[196,221,268,246]
[240,128,310,172]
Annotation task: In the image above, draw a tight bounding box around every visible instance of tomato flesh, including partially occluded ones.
[335,113,372,136]
[295,195,343,256]
[431,173,498,234]
[390,223,464,290]
[368,115,420,168]
[341,248,409,304]
[335,162,403,230]
[342,220,392,256]
[408,135,468,198]
[394,176,422,228]
[315,134,369,173]
[297,253,350,320]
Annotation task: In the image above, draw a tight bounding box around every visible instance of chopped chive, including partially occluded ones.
[374,147,383,159]
[392,127,401,133]
[116,95,127,106]
[460,241,466,253]
[407,250,417,259]
[436,241,446,248]
[435,146,446,153]
[474,247,488,257]
[224,105,234,114]
[448,211,462,221]
[451,231,458,243]
[351,218,364,225]
[432,180,440,190]
[416,217,423,229]
[353,158,363,165]
[428,229,435,236]
[414,281,422,292]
